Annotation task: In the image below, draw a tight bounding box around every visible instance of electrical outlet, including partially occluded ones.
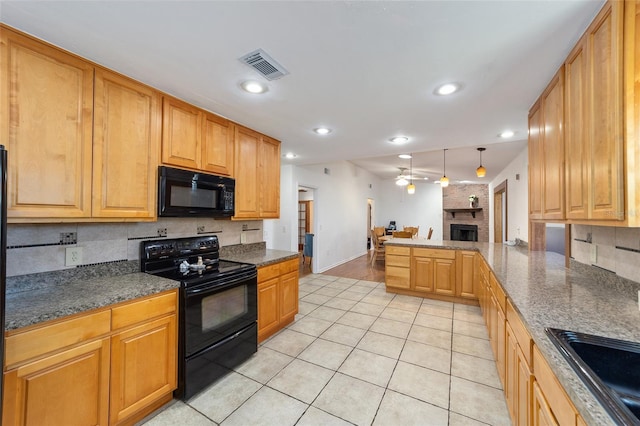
[65,247,83,266]
[590,245,598,263]
[157,228,167,237]
[240,233,247,244]
[197,226,205,233]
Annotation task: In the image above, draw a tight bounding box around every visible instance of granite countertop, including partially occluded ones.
[386,238,640,426]
[4,262,179,331]
[222,248,299,267]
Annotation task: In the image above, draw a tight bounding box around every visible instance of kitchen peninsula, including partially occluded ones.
[384,238,640,426]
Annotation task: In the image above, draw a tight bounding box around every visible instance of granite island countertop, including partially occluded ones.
[385,238,640,426]
[222,248,299,267]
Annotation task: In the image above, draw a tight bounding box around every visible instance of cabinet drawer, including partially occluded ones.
[386,246,410,256]
[258,263,280,282]
[412,248,456,259]
[112,290,177,330]
[279,258,299,275]
[490,273,506,312]
[5,310,111,368]
[506,299,533,365]
[386,254,410,267]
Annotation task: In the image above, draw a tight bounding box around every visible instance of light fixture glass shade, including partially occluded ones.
[396,177,408,186]
[440,176,449,187]
[407,183,416,194]
[476,165,486,177]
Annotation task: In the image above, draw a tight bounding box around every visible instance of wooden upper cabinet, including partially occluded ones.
[93,69,160,219]
[259,135,281,218]
[161,96,202,170]
[202,112,234,176]
[541,68,565,220]
[1,27,94,219]
[588,0,624,220]
[528,101,544,220]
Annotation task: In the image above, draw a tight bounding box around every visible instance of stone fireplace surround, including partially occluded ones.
[442,184,489,242]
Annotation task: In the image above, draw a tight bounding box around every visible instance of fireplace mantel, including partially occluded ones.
[444,208,483,218]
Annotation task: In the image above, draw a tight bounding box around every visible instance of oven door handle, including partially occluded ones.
[185,271,257,296]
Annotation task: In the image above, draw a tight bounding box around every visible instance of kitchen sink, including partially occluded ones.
[546,328,640,425]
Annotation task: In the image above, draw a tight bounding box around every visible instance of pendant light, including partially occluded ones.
[407,154,416,194]
[476,147,487,177]
[440,149,449,188]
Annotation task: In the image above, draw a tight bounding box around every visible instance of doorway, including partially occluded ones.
[367,198,374,249]
[494,180,507,243]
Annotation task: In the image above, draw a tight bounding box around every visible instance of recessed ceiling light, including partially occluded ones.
[389,136,409,144]
[434,83,461,96]
[398,154,412,159]
[241,80,268,94]
[284,152,296,159]
[314,127,332,135]
[499,130,515,138]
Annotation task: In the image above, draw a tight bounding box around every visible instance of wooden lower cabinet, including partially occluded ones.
[385,246,411,289]
[2,289,178,426]
[411,248,456,297]
[257,258,299,342]
[456,251,476,299]
[533,381,559,426]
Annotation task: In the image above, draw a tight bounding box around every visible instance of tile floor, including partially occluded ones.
[139,274,511,426]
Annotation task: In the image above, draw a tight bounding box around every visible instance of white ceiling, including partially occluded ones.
[1,1,604,183]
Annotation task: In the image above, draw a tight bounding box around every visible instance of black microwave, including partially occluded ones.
[158,166,235,218]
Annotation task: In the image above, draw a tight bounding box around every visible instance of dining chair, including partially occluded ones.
[392,230,413,238]
[403,226,419,238]
[370,231,385,265]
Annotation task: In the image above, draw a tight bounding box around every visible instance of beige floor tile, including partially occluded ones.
[233,347,293,384]
[390,294,423,305]
[298,301,319,316]
[350,301,386,316]
[324,281,352,290]
[307,305,347,322]
[349,284,374,294]
[314,286,345,297]
[419,303,454,319]
[421,298,454,308]
[451,352,502,389]
[267,359,335,403]
[296,407,353,426]
[287,316,334,337]
[336,311,378,330]
[298,338,353,370]
[449,376,511,426]
[453,308,485,325]
[370,317,412,339]
[453,319,490,340]
[338,348,397,387]
[189,372,261,423]
[301,293,332,305]
[407,324,452,350]
[452,334,494,361]
[386,299,421,313]
[261,329,316,357]
[356,331,406,359]
[320,323,367,347]
[313,373,385,426]
[413,313,453,332]
[221,387,307,426]
[373,390,448,426]
[143,400,216,426]
[387,361,450,409]
[324,297,358,310]
[336,290,366,302]
[400,340,451,374]
[360,293,394,306]
[448,412,489,426]
[380,306,417,324]
[336,277,359,284]
[355,279,379,288]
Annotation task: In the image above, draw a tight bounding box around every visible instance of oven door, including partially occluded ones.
[183,269,257,357]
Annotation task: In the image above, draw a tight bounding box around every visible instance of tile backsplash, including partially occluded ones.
[571,225,640,284]
[6,218,263,277]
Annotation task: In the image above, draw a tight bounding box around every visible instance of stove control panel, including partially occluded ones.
[141,235,219,261]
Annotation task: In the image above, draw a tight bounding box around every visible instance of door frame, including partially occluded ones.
[494,180,508,243]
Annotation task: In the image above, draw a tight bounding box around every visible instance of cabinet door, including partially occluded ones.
[93,69,160,219]
[587,0,624,220]
[259,135,281,218]
[456,251,476,299]
[202,112,234,176]
[528,101,544,220]
[433,258,456,296]
[517,344,532,426]
[257,277,280,342]
[2,338,110,426]
[505,323,518,423]
[280,270,299,324]
[565,40,589,220]
[532,381,559,426]
[161,96,201,170]
[496,305,506,388]
[234,125,261,218]
[412,256,434,292]
[1,28,93,219]
[110,314,177,424]
[541,68,565,220]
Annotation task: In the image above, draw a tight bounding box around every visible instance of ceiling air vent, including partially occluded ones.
[239,48,289,81]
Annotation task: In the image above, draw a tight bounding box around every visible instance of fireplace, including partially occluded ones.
[450,224,478,242]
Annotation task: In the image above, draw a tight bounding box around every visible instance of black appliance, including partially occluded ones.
[0,146,7,420]
[141,235,257,400]
[158,166,235,218]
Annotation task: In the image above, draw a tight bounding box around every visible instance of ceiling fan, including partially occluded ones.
[395,167,409,186]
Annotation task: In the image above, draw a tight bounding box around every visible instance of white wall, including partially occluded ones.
[263,165,296,251]
[489,147,529,243]
[376,180,443,240]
